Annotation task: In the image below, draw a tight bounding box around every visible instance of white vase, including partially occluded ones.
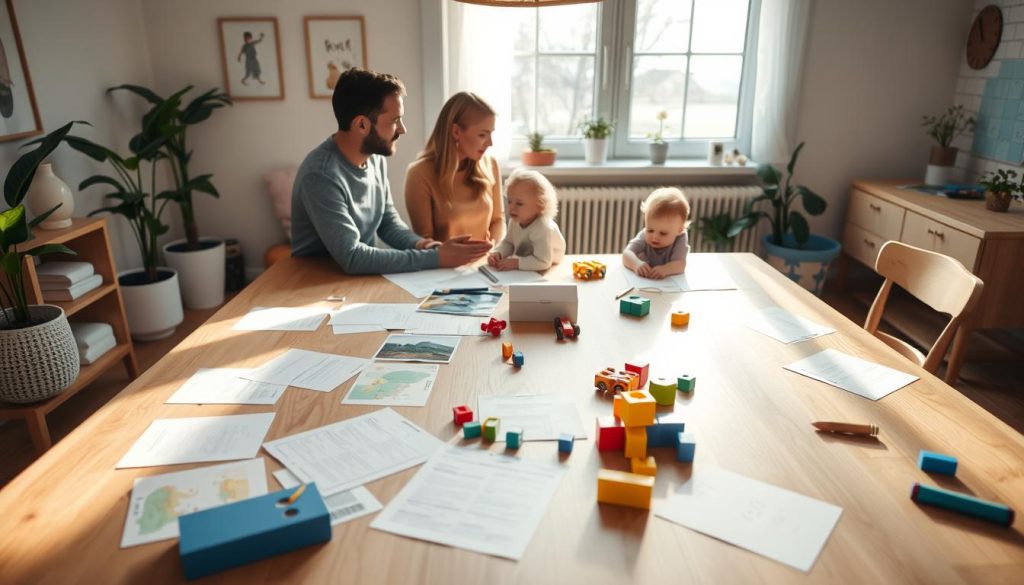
[163,238,226,310]
[649,142,669,165]
[925,164,957,186]
[118,267,184,341]
[25,163,74,229]
[584,138,608,165]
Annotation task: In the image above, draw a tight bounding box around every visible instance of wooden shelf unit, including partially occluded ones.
[0,217,137,454]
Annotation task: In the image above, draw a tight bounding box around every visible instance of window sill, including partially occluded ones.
[502,158,759,183]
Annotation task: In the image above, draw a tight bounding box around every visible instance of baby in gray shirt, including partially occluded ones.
[623,187,690,279]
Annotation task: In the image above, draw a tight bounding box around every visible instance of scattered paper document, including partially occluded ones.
[405,312,486,336]
[121,459,268,547]
[655,467,842,572]
[165,368,286,405]
[332,324,387,335]
[477,394,587,441]
[673,256,740,291]
[373,334,461,364]
[371,446,566,560]
[329,303,421,329]
[747,307,836,344]
[273,469,382,526]
[784,348,919,400]
[624,270,683,293]
[232,306,330,331]
[263,408,444,495]
[342,362,439,406]
[383,268,463,298]
[243,348,369,392]
[116,413,275,469]
[482,269,546,286]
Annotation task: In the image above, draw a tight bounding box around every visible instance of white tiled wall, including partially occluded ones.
[953,0,1024,179]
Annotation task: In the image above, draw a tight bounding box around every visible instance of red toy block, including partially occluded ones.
[595,416,625,451]
[624,361,650,387]
[481,317,507,337]
[452,405,473,426]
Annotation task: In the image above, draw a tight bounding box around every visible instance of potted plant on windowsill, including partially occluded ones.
[921,104,974,185]
[522,132,556,166]
[729,142,839,296]
[109,84,232,310]
[978,168,1022,212]
[0,122,82,403]
[579,117,613,165]
[647,110,669,165]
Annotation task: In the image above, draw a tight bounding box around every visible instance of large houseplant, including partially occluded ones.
[579,117,613,165]
[109,84,232,309]
[0,122,82,403]
[729,142,840,295]
[921,104,974,185]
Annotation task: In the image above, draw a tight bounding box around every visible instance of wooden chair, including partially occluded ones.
[864,241,983,374]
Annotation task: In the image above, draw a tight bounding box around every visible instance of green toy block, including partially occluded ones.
[463,421,482,439]
[619,295,650,317]
[677,375,696,392]
[506,427,523,449]
[648,377,677,406]
[483,417,501,442]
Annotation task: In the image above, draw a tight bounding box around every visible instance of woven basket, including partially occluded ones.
[0,305,80,404]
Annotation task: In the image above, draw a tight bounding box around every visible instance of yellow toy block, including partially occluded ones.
[597,469,655,510]
[613,394,623,419]
[671,311,690,326]
[624,426,647,459]
[620,390,656,427]
[630,456,657,476]
[501,342,513,360]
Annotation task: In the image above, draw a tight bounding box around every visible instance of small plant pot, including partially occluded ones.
[163,238,226,309]
[649,142,669,165]
[929,146,958,166]
[762,234,842,297]
[119,267,184,341]
[985,190,1012,212]
[584,138,608,165]
[0,305,80,403]
[521,149,557,166]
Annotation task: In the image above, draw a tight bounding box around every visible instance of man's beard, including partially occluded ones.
[361,126,398,156]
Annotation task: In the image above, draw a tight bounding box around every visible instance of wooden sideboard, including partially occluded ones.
[838,180,1024,384]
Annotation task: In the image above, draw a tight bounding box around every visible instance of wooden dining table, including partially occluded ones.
[0,253,1021,584]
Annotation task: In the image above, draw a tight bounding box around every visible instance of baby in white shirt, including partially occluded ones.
[488,169,566,271]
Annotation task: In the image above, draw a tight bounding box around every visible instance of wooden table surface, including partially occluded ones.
[1,254,1021,584]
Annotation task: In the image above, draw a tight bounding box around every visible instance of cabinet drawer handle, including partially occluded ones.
[927,228,945,239]
[863,238,875,247]
[869,203,881,211]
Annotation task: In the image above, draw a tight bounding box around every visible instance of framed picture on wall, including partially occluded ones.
[217,17,284,100]
[304,16,367,99]
[0,0,42,142]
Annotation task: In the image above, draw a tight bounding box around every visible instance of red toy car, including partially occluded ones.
[480,317,507,337]
[553,316,581,341]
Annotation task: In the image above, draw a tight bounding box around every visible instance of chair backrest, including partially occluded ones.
[864,241,984,373]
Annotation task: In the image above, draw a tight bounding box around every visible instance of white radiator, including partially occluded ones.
[555,185,763,254]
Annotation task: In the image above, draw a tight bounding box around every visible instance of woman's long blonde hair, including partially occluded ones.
[417,92,497,204]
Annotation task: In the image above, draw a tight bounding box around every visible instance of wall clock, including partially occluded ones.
[966,5,1002,70]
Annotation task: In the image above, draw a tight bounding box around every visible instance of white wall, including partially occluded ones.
[0,0,153,270]
[139,0,425,278]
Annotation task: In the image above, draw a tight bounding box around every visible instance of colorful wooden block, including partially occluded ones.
[462,421,482,439]
[624,361,650,387]
[512,351,524,367]
[501,342,513,360]
[482,417,501,441]
[452,405,473,426]
[624,426,648,459]
[595,416,625,451]
[676,431,696,462]
[596,469,655,510]
[671,311,690,326]
[613,395,623,419]
[620,390,656,427]
[677,375,696,392]
[631,456,657,476]
[647,412,685,448]
[506,427,524,449]
[558,432,574,454]
[648,377,677,406]
[910,482,1015,527]
[918,450,958,476]
[619,295,651,317]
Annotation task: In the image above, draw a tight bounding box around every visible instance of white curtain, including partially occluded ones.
[444,1,514,163]
[751,0,812,164]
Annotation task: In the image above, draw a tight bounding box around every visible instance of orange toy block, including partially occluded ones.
[671,311,690,326]
[620,390,656,427]
[624,426,647,459]
[631,456,657,476]
[613,395,623,419]
[501,342,513,360]
[597,469,655,510]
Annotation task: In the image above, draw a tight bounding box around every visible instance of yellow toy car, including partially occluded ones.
[573,260,607,280]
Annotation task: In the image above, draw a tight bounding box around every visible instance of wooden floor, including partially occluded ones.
[1,273,1021,487]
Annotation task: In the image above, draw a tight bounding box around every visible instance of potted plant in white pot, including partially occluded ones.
[522,132,556,166]
[647,110,669,165]
[109,84,232,310]
[1,122,82,403]
[579,117,613,165]
[729,142,839,296]
[921,104,974,185]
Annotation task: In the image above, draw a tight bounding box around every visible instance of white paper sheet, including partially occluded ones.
[655,467,842,572]
[404,312,487,336]
[232,306,331,331]
[784,348,919,400]
[165,368,287,405]
[477,394,588,441]
[371,446,566,560]
[121,459,268,547]
[329,303,421,328]
[116,413,276,469]
[262,408,444,495]
[383,268,463,298]
[747,307,836,344]
[624,270,683,293]
[273,469,382,526]
[243,348,369,392]
[342,362,439,406]
[673,256,740,291]
[332,324,388,335]
[484,269,547,286]
[329,303,484,336]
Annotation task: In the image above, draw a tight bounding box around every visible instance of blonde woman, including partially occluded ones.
[405,92,505,244]
[488,169,565,272]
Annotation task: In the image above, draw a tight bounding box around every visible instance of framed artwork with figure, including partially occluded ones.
[0,0,42,142]
[217,17,284,101]
[304,16,367,99]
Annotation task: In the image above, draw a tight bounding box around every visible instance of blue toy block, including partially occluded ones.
[676,431,696,462]
[506,427,523,449]
[677,374,696,392]
[558,432,574,454]
[918,450,958,476]
[463,420,482,439]
[512,351,524,367]
[179,483,331,581]
[646,412,685,448]
[911,482,1014,527]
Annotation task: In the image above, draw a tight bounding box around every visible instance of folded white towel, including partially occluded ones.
[41,274,103,302]
[71,321,115,350]
[36,261,95,286]
[79,334,116,365]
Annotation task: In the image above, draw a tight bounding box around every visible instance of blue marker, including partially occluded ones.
[910,482,1014,527]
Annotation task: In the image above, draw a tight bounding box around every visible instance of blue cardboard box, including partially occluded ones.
[179,483,331,580]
